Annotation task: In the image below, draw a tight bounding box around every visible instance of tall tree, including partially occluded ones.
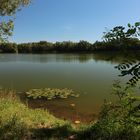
[0,0,31,43]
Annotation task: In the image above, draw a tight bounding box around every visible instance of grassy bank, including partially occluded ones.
[0,86,140,140]
[0,89,76,139]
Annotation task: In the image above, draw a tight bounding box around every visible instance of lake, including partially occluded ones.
[0,52,139,122]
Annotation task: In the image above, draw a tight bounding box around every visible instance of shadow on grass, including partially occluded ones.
[31,124,77,140]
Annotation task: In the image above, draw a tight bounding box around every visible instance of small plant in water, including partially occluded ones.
[26,88,79,100]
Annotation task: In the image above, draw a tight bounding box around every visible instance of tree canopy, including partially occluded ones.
[103,22,140,44]
[0,0,30,43]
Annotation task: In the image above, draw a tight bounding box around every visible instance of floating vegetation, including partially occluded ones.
[26,88,79,100]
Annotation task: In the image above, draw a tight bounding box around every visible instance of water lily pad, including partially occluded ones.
[26,88,79,100]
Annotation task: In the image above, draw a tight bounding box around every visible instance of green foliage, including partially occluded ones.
[73,65,140,140]
[115,60,140,86]
[26,88,79,100]
[0,42,18,53]
[111,81,140,125]
[0,114,27,140]
[103,26,126,42]
[77,82,140,140]
[17,40,94,53]
[0,0,30,16]
[1,38,140,54]
[102,22,140,50]
[0,0,30,43]
[0,20,14,43]
[126,22,140,38]
[0,84,139,139]
[0,90,73,139]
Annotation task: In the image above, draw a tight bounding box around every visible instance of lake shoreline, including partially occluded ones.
[1,39,140,53]
[0,85,139,139]
[1,49,140,54]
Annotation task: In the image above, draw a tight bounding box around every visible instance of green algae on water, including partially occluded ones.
[26,88,79,100]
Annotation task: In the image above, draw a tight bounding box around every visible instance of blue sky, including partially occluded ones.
[11,0,140,43]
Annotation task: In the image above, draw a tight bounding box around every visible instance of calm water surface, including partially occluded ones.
[0,53,138,122]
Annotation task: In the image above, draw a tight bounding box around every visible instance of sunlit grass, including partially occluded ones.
[0,89,74,139]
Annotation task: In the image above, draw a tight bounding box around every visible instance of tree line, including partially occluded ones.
[0,38,140,53]
[0,21,140,53]
[0,1,140,53]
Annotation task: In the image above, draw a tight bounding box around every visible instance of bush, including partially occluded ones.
[77,81,140,140]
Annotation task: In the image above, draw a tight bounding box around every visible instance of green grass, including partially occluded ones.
[0,89,76,139]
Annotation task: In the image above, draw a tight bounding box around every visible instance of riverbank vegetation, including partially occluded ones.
[0,38,140,53]
[0,1,140,139]
[0,82,140,140]
[0,89,74,140]
[1,51,139,139]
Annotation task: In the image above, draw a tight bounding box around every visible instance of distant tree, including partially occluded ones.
[77,40,92,51]
[0,0,31,43]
